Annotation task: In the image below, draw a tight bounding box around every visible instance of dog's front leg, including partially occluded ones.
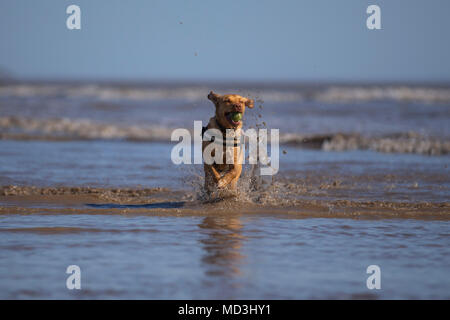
[217,165,242,188]
[205,164,222,182]
[217,147,243,189]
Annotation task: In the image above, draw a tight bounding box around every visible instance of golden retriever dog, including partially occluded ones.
[202,91,254,193]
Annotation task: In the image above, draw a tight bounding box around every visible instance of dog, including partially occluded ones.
[202,91,254,193]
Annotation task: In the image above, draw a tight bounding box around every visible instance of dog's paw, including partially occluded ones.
[217,179,228,189]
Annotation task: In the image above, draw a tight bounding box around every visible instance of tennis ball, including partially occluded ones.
[231,112,242,122]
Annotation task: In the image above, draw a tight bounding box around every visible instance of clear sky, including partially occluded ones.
[1,0,449,82]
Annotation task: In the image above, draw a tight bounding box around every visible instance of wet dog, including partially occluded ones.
[202,91,254,193]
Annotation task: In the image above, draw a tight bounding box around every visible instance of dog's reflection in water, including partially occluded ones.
[198,215,246,277]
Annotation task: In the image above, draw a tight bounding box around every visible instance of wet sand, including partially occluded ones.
[1,184,449,220]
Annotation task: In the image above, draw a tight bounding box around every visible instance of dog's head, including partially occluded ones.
[207,91,254,129]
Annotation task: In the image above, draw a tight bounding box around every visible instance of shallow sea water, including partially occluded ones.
[0,214,449,299]
[0,82,449,299]
[0,140,449,299]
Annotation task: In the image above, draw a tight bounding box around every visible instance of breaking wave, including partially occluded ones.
[0,116,172,141]
[281,132,450,156]
[316,86,450,104]
[0,84,302,102]
[1,83,450,103]
[1,116,449,155]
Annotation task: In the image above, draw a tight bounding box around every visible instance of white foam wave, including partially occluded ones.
[1,116,449,155]
[2,83,450,103]
[0,116,172,141]
[281,132,450,155]
[317,86,450,104]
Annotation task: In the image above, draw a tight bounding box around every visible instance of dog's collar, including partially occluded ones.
[201,125,242,147]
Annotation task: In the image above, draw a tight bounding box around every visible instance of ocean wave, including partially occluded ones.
[1,83,450,103]
[0,116,172,141]
[322,132,450,155]
[316,86,450,104]
[1,116,449,155]
[0,84,303,102]
[281,132,450,155]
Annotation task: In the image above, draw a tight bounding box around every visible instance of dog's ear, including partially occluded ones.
[208,91,221,105]
[245,98,254,108]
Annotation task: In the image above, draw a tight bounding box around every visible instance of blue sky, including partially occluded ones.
[1,0,449,82]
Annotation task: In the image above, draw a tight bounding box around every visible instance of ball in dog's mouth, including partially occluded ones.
[225,112,243,126]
